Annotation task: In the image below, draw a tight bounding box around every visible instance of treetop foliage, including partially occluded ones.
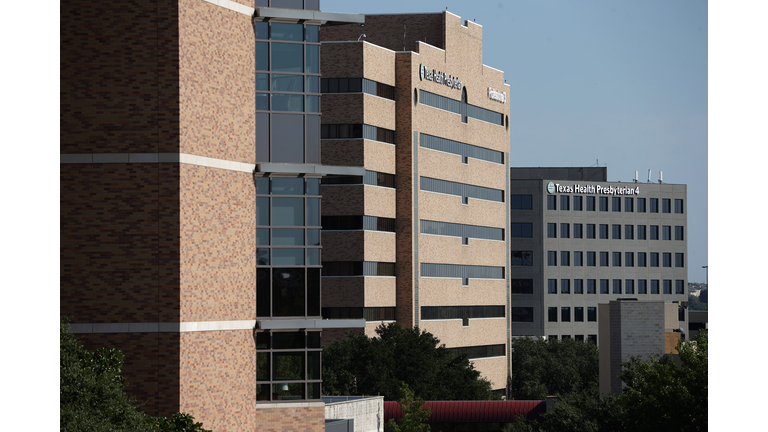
[384,382,432,432]
[322,322,496,401]
[509,336,599,400]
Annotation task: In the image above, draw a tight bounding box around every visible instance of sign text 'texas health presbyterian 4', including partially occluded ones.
[420,64,463,90]
[547,182,640,196]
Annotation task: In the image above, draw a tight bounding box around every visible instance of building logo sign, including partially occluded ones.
[488,87,506,104]
[550,183,641,196]
[419,64,463,90]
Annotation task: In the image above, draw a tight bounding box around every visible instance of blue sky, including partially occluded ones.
[324,0,708,282]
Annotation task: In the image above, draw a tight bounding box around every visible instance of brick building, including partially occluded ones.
[318,12,511,391]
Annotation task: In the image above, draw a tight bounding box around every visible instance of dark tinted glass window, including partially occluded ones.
[510,195,533,209]
[587,251,596,266]
[612,224,621,239]
[599,197,608,211]
[675,199,684,213]
[548,307,558,322]
[650,198,659,213]
[676,253,684,267]
[511,279,534,294]
[587,224,596,239]
[573,196,583,211]
[612,252,621,267]
[650,225,659,240]
[600,252,608,267]
[600,279,609,294]
[272,268,305,317]
[600,224,608,239]
[561,223,570,238]
[561,307,571,322]
[272,42,303,72]
[613,279,622,294]
[510,223,533,238]
[587,279,597,294]
[625,280,635,294]
[612,197,621,212]
[625,252,634,267]
[588,307,597,322]
[662,198,671,213]
[548,279,557,294]
[625,225,634,239]
[675,226,684,240]
[511,251,533,266]
[548,251,557,266]
[625,197,633,212]
[561,251,570,266]
[561,195,570,210]
[574,223,583,238]
[637,198,646,212]
[651,280,660,294]
[638,280,648,294]
[638,252,647,267]
[587,196,595,211]
[574,251,583,266]
[574,279,583,294]
[651,253,659,267]
[663,226,671,240]
[575,307,584,321]
[637,225,646,240]
[663,253,672,267]
[547,223,557,238]
[547,195,556,210]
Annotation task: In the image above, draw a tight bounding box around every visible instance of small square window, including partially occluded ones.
[613,279,622,294]
[547,195,557,210]
[548,279,557,294]
[561,279,570,294]
[561,223,570,238]
[548,307,558,322]
[573,196,583,211]
[586,196,595,211]
[612,197,621,212]
[600,279,609,294]
[599,197,608,211]
[561,195,570,211]
[575,307,584,321]
[561,307,571,322]
[637,198,646,213]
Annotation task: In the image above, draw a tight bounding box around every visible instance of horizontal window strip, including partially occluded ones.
[448,344,506,360]
[321,215,395,232]
[322,261,395,276]
[320,78,395,101]
[364,170,395,188]
[421,305,505,320]
[322,170,394,187]
[419,90,504,126]
[419,133,503,164]
[420,220,503,241]
[420,263,505,279]
[321,307,396,321]
[320,124,395,144]
[420,177,504,202]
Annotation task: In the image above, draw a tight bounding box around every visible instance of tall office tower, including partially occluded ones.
[508,168,689,343]
[61,1,362,430]
[319,12,512,392]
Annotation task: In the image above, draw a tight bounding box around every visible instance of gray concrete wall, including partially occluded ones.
[324,396,384,432]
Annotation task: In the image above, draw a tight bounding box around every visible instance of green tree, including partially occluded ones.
[384,383,431,432]
[509,337,599,400]
[688,294,707,311]
[322,322,495,401]
[698,288,708,304]
[619,331,708,432]
[60,317,211,432]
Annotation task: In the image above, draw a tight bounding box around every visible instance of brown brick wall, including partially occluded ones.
[76,332,181,418]
[320,185,364,216]
[61,0,180,154]
[320,42,364,78]
[61,164,180,323]
[179,164,256,322]
[321,277,366,307]
[321,14,445,53]
[394,51,416,328]
[321,139,365,167]
[321,94,365,125]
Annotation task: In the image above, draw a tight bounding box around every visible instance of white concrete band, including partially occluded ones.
[202,0,254,17]
[68,320,257,334]
[60,152,256,174]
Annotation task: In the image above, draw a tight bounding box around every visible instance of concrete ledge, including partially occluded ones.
[202,0,254,17]
[255,7,364,25]
[258,319,366,330]
[256,401,326,409]
[256,163,365,176]
[68,320,257,333]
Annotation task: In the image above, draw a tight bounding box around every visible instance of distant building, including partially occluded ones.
[688,311,708,339]
[507,168,689,343]
[598,300,684,395]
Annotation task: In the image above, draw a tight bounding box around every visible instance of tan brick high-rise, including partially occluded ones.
[320,12,512,391]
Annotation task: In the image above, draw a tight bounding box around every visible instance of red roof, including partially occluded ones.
[384,400,545,423]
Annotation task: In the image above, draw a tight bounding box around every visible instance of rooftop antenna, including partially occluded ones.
[658,171,663,184]
[357,34,366,41]
[647,169,651,183]
[403,25,406,51]
[634,171,638,183]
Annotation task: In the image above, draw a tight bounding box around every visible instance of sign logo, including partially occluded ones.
[419,63,462,90]
[547,182,555,194]
[488,87,507,104]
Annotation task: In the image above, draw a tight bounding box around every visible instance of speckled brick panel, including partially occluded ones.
[419,147,507,190]
[179,164,256,322]
[470,356,507,390]
[363,94,397,130]
[61,164,180,323]
[362,43,397,86]
[364,141,397,174]
[419,278,506,307]
[419,235,506,267]
[255,406,326,432]
[418,192,507,228]
[322,230,397,263]
[61,0,180,154]
[179,330,257,432]
[75,332,181,418]
[365,186,397,218]
[419,318,506,349]
[178,0,256,163]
